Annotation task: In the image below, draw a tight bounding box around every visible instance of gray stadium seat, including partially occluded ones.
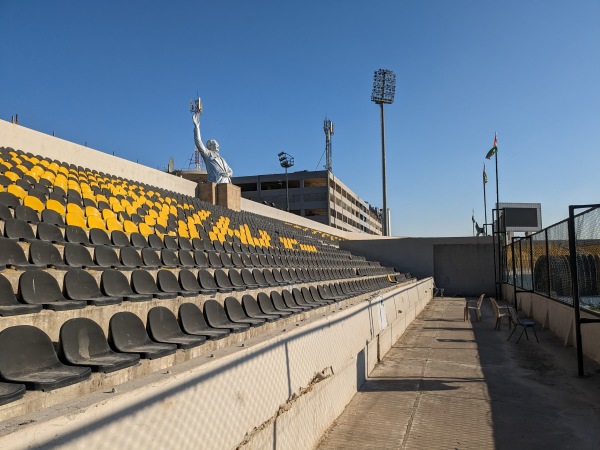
[109,312,177,359]
[64,269,123,306]
[4,218,36,241]
[95,245,130,270]
[131,269,177,299]
[213,269,235,293]
[0,381,26,406]
[101,269,152,302]
[224,296,265,327]
[0,325,91,391]
[63,242,102,269]
[19,271,86,311]
[203,299,250,333]
[157,269,196,297]
[119,246,145,269]
[266,291,298,314]
[178,303,230,340]
[147,307,206,349]
[0,273,42,316]
[197,269,219,294]
[65,225,91,246]
[36,222,66,243]
[242,294,281,321]
[28,240,68,270]
[60,318,139,372]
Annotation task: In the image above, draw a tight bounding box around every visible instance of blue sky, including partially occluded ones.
[1,1,599,237]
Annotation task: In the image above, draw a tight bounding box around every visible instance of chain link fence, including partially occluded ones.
[504,205,600,314]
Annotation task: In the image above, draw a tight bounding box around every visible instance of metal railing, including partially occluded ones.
[503,204,600,375]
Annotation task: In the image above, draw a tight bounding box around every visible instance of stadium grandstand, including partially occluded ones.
[0,119,435,448]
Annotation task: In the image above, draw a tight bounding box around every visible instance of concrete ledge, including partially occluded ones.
[502,284,600,364]
[0,278,433,449]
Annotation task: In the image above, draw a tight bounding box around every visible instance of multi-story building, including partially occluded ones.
[231,170,383,235]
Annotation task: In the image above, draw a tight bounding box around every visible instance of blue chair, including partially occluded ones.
[507,306,539,343]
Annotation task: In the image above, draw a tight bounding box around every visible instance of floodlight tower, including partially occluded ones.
[371,69,396,236]
[278,152,295,211]
[324,119,334,172]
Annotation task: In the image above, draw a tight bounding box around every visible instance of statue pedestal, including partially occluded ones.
[198,182,241,212]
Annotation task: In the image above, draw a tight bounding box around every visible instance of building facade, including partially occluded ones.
[231,170,383,235]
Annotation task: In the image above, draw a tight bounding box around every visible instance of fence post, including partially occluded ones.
[545,229,551,298]
[567,205,584,376]
[529,236,534,291]
[512,237,517,308]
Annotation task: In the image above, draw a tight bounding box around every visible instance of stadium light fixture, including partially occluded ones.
[371,69,396,236]
[278,152,294,211]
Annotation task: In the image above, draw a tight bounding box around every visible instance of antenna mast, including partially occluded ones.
[324,118,334,172]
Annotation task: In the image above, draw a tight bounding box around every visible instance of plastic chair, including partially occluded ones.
[60,318,139,372]
[109,311,177,359]
[147,307,206,349]
[0,325,91,391]
[178,303,230,340]
[507,306,539,343]
[464,294,485,321]
[490,297,511,330]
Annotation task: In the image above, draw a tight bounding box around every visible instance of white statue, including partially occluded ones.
[191,100,233,184]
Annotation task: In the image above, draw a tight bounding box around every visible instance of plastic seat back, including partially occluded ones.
[147,306,206,349]
[60,318,139,372]
[178,302,230,339]
[0,325,91,390]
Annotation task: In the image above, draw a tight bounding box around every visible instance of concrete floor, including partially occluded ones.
[316,296,600,450]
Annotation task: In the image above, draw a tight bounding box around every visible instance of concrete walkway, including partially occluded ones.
[316,296,600,450]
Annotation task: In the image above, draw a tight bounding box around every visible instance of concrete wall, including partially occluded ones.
[341,236,495,296]
[0,279,433,450]
[502,285,600,365]
[0,120,197,196]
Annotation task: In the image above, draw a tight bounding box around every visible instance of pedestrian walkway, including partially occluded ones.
[316,297,600,449]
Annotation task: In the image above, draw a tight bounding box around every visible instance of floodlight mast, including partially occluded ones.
[371,69,396,236]
[324,119,334,172]
[278,152,295,211]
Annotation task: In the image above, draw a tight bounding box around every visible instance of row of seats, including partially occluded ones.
[0,266,391,314]
[0,278,389,401]
[1,148,344,252]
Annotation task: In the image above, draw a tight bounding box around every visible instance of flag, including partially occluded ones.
[486,133,497,159]
[483,164,488,184]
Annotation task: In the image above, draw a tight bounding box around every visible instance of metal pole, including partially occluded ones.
[483,178,488,235]
[512,237,517,307]
[568,205,584,376]
[492,209,499,302]
[495,152,502,300]
[285,167,289,212]
[545,229,551,297]
[380,102,388,236]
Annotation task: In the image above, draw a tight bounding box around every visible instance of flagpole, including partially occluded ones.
[494,132,501,301]
[483,167,488,235]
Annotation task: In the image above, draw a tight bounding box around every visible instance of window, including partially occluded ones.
[237,183,257,192]
[304,177,327,188]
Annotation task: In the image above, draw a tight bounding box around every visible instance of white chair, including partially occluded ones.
[490,297,511,330]
[464,294,484,321]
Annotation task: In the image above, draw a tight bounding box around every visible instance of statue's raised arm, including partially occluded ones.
[191,100,233,184]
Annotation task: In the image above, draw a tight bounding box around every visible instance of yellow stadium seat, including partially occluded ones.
[4,171,20,182]
[178,228,190,239]
[144,215,156,226]
[23,195,44,212]
[87,215,106,230]
[46,199,66,215]
[102,209,117,221]
[85,206,102,218]
[7,184,27,199]
[66,212,88,229]
[138,222,153,236]
[66,203,84,216]
[106,218,123,232]
[123,220,138,234]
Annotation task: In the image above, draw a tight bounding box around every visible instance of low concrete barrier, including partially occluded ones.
[0,278,433,449]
